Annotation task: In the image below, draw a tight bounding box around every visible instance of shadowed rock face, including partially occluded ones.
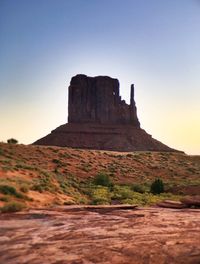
[68,74,140,127]
[34,74,180,152]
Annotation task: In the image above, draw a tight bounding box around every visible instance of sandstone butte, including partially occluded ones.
[34,74,180,152]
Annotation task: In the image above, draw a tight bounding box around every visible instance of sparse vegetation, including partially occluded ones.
[0,142,199,209]
[0,148,4,156]
[52,159,61,164]
[131,184,146,194]
[0,185,19,196]
[0,184,29,200]
[91,186,111,205]
[7,138,18,144]
[1,201,26,213]
[31,171,58,193]
[20,185,29,193]
[0,196,10,202]
[111,185,133,201]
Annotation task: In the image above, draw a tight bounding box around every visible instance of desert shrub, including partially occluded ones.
[93,173,113,187]
[80,163,91,172]
[52,159,61,164]
[126,154,133,158]
[150,178,164,194]
[121,192,163,206]
[2,165,13,171]
[63,200,76,205]
[7,138,18,144]
[0,185,18,196]
[52,149,59,153]
[54,167,59,173]
[131,184,146,194]
[0,185,25,199]
[59,173,80,190]
[77,197,88,204]
[1,202,26,213]
[0,148,4,156]
[32,183,48,193]
[91,187,111,205]
[31,170,58,193]
[20,185,29,193]
[111,185,133,200]
[15,163,35,170]
[0,196,10,202]
[59,152,72,158]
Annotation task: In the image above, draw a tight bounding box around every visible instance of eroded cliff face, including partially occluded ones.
[68,74,140,127]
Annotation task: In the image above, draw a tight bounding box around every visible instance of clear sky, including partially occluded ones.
[0,0,200,154]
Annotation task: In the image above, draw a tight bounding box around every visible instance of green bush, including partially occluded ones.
[131,184,146,194]
[1,202,26,213]
[93,173,112,187]
[0,185,25,199]
[0,185,18,195]
[7,138,18,144]
[150,178,164,194]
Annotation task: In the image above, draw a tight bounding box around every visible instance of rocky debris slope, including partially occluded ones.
[0,207,200,264]
[34,123,178,152]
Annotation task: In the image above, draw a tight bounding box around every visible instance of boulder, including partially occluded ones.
[181,196,200,207]
[157,200,188,209]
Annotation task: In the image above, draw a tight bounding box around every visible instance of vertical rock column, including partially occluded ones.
[130,84,140,127]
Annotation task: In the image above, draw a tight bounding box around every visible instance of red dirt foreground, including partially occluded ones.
[0,206,200,264]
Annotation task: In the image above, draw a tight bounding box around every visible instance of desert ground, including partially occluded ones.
[0,142,200,208]
[0,206,200,264]
[0,143,200,263]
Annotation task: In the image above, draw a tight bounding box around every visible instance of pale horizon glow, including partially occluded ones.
[0,0,200,155]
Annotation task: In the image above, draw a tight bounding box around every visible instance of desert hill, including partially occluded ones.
[0,142,199,209]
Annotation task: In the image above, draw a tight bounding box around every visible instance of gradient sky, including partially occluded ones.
[0,0,200,154]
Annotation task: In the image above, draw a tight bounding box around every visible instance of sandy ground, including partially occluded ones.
[0,206,200,264]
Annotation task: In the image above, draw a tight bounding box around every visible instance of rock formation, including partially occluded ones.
[68,75,140,126]
[34,74,179,152]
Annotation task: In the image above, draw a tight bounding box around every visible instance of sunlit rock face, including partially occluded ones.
[34,74,179,152]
